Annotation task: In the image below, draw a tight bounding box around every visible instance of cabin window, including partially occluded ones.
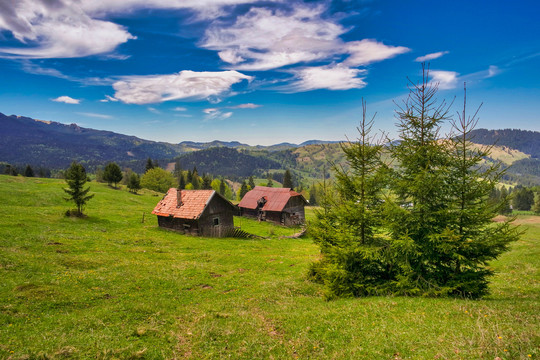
[213,217,220,226]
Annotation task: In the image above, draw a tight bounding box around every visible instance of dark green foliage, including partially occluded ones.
[512,186,534,211]
[145,158,154,173]
[239,181,249,199]
[63,161,94,215]
[283,169,293,188]
[202,174,212,189]
[178,147,281,178]
[467,128,540,158]
[219,178,226,195]
[178,172,186,190]
[24,165,34,177]
[266,175,273,188]
[127,173,141,194]
[191,168,200,189]
[310,100,392,298]
[533,192,540,214]
[310,70,519,299]
[248,176,256,189]
[3,164,18,176]
[103,162,123,188]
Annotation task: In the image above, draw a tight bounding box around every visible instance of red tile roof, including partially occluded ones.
[152,189,216,220]
[238,186,306,212]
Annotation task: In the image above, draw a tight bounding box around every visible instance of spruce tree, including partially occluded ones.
[239,181,249,199]
[309,100,391,298]
[191,169,200,189]
[219,178,226,195]
[145,158,154,173]
[248,176,255,189]
[64,162,94,216]
[24,165,34,177]
[103,162,123,188]
[283,169,293,188]
[443,85,519,297]
[202,174,212,189]
[127,173,141,194]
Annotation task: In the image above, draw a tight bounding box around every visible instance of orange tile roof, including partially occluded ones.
[152,189,216,220]
[238,186,306,212]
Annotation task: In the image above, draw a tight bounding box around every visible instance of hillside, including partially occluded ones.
[0,175,538,358]
[0,112,186,169]
[470,128,540,158]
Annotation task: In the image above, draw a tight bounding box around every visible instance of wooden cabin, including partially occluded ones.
[238,186,307,226]
[152,189,236,237]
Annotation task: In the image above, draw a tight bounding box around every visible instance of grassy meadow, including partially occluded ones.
[0,175,538,359]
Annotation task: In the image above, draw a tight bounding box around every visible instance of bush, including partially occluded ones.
[140,168,176,193]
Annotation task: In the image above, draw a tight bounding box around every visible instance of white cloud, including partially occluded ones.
[99,95,119,102]
[415,51,449,62]
[487,65,500,78]
[52,96,80,104]
[345,39,410,66]
[112,70,252,104]
[203,109,233,121]
[172,106,187,111]
[76,112,113,119]
[286,64,367,92]
[203,5,347,71]
[430,70,459,90]
[0,0,135,58]
[229,103,261,109]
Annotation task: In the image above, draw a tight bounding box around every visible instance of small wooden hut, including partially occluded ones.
[238,186,307,226]
[152,188,236,237]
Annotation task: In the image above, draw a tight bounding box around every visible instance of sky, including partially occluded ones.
[0,0,538,146]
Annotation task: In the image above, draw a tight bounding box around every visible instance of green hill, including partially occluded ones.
[0,175,538,359]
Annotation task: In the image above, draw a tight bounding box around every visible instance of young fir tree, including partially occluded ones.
[388,65,457,295]
[145,158,154,173]
[127,173,141,194]
[24,165,35,177]
[266,173,273,187]
[219,178,226,195]
[202,174,212,189]
[442,85,519,297]
[239,181,249,200]
[103,162,123,188]
[309,100,391,298]
[283,169,293,188]
[64,161,94,216]
[191,169,200,189]
[248,176,256,189]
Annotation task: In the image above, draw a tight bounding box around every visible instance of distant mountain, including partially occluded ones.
[178,140,250,150]
[0,112,186,169]
[469,129,540,158]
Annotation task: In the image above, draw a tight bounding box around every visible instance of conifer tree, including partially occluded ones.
[239,181,249,200]
[309,100,391,298]
[219,178,226,195]
[283,169,293,188]
[178,172,186,190]
[24,165,34,177]
[248,176,255,189]
[145,158,154,173]
[191,168,200,189]
[103,162,123,188]
[202,174,212,189]
[127,173,141,194]
[64,161,94,216]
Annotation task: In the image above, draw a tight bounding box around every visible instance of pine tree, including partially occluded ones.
[191,168,200,189]
[219,178,226,195]
[127,173,141,194]
[64,162,94,216]
[499,187,512,215]
[248,176,255,189]
[202,174,212,189]
[24,165,34,177]
[309,99,391,298]
[512,187,534,211]
[283,169,293,188]
[239,181,249,199]
[443,85,519,297]
[103,162,123,188]
[266,173,273,187]
[145,158,154,173]
[178,172,186,190]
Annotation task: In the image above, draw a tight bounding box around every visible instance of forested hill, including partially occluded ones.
[470,129,540,158]
[0,112,185,169]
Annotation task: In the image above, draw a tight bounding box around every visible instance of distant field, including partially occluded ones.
[0,175,538,359]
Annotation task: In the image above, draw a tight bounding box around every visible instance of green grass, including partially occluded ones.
[0,175,538,359]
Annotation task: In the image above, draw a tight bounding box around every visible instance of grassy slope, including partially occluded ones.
[0,175,538,359]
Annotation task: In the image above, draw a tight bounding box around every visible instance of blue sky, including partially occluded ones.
[0,0,538,145]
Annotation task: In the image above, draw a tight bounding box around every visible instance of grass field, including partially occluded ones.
[0,175,538,359]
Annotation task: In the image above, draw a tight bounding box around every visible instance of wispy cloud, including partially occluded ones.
[99,95,119,102]
[285,64,367,92]
[148,107,161,114]
[229,103,261,109]
[52,96,80,104]
[344,39,410,66]
[415,51,449,62]
[76,112,113,119]
[112,70,252,104]
[203,108,233,121]
[172,106,187,111]
[430,70,459,90]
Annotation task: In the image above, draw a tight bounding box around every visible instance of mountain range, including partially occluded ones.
[1,111,539,185]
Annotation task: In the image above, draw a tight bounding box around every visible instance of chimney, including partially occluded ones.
[177,188,183,207]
